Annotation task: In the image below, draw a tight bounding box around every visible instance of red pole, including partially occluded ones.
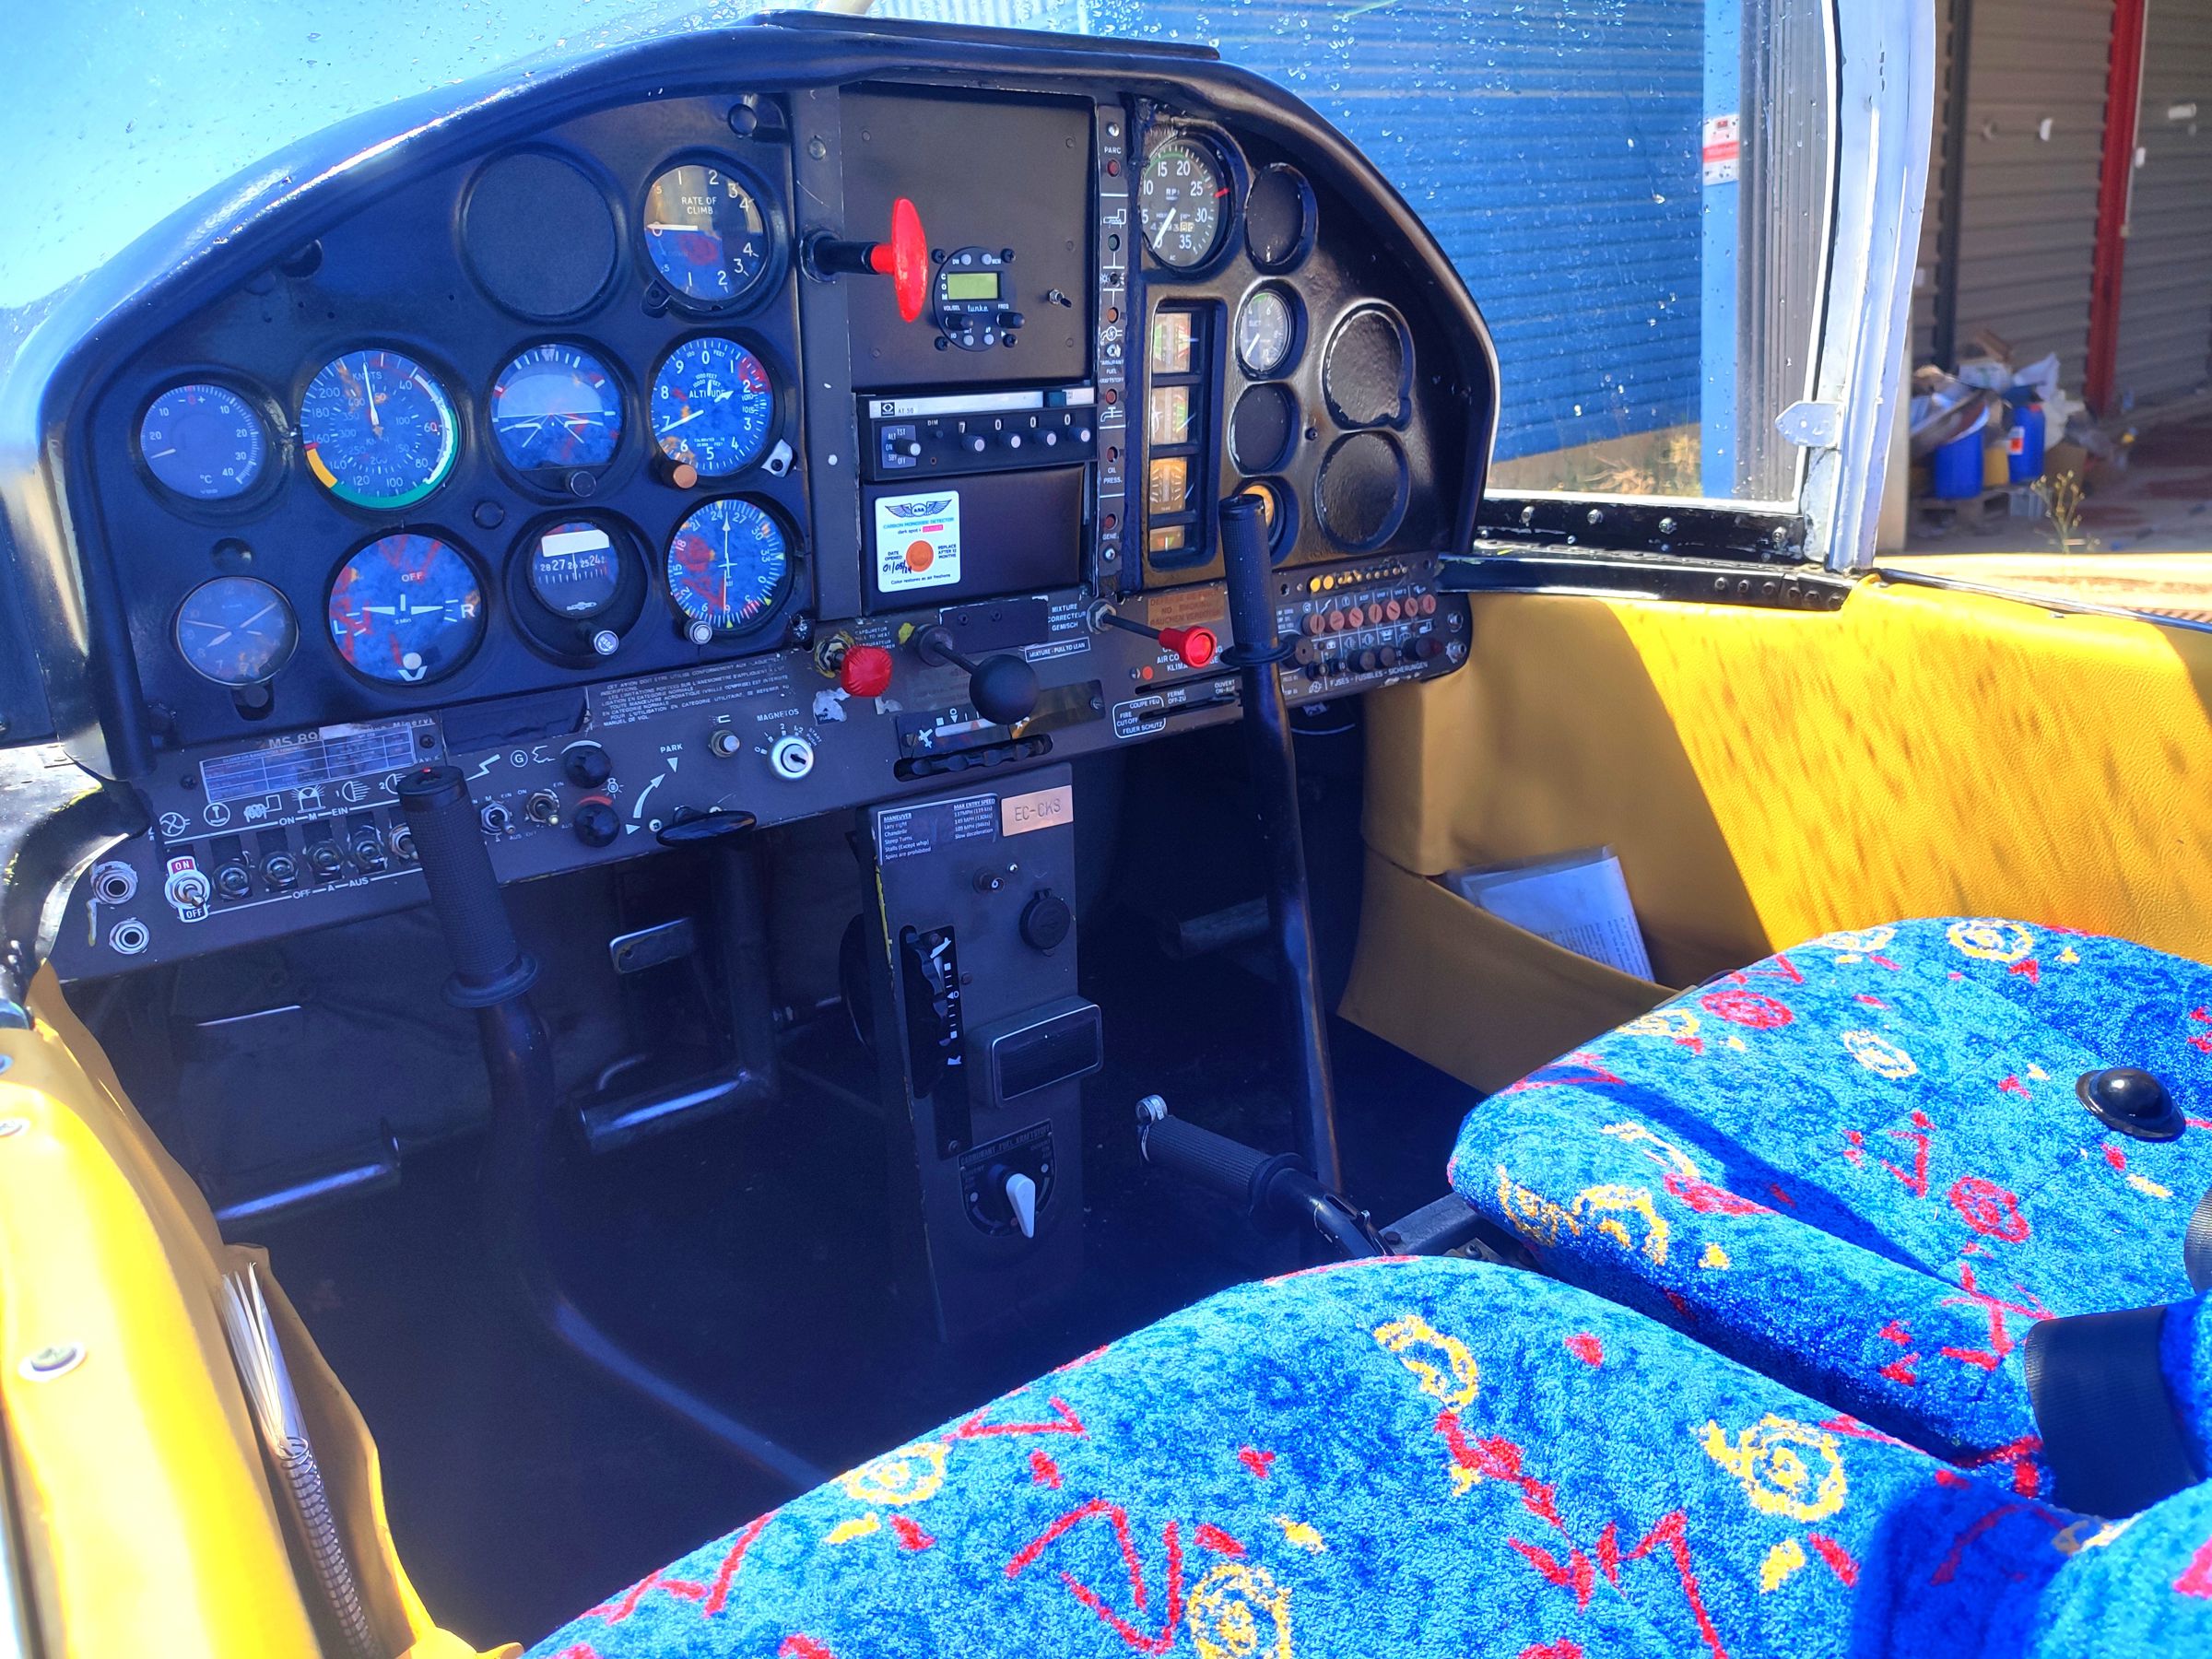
[2086,0,2149,417]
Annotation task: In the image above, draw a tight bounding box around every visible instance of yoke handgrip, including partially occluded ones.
[395,764,536,1005]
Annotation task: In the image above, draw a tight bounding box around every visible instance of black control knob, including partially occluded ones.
[913,625,1041,728]
[571,800,620,849]
[1020,889,1073,953]
[2078,1066,2183,1138]
[562,743,612,789]
[970,654,1041,726]
[1412,634,1444,662]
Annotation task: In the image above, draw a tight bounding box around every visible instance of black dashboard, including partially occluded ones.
[0,13,1497,981]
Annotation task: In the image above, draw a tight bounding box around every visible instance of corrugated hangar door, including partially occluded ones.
[1952,0,2116,383]
[1194,0,1707,465]
[2112,0,2212,413]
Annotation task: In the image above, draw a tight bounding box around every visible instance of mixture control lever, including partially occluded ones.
[808,196,930,323]
[912,624,1041,727]
[1088,601,1218,670]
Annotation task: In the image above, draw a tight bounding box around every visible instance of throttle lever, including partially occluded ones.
[912,624,1041,726]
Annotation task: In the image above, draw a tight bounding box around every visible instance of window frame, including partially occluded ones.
[1463,0,1934,582]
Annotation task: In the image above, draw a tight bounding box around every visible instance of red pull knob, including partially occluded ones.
[1157,626,1218,670]
[865,197,929,323]
[810,197,930,324]
[840,644,895,699]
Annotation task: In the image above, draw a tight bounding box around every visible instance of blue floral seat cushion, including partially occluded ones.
[1447,916,2212,1483]
[528,1258,2212,1659]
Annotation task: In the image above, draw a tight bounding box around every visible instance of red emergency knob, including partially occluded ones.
[840,644,895,698]
[876,197,930,324]
[811,197,931,324]
[1157,626,1218,669]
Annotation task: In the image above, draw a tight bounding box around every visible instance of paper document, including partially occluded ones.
[1442,848,1654,981]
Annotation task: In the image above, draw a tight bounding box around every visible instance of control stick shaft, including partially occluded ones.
[394,764,823,1490]
[1218,495,1345,1196]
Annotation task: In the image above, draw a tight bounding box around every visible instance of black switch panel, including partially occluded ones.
[859,763,1088,1340]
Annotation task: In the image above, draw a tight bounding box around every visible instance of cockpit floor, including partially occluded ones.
[259,912,1476,1647]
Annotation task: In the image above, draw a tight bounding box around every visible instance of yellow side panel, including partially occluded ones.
[0,972,512,1658]
[1338,849,1669,1090]
[1362,579,2212,983]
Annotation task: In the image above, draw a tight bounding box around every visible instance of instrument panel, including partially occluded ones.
[18,16,1498,979]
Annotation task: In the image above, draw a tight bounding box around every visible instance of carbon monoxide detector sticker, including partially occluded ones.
[875,490,962,593]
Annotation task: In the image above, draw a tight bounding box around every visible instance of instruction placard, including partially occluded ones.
[875,489,963,594]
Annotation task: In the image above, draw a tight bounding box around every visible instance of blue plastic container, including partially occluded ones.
[2006,398,2046,482]
[1931,426,1985,499]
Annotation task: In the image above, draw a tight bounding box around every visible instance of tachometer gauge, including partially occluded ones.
[300,349,459,510]
[650,336,775,477]
[1139,138,1229,270]
[666,497,790,634]
[489,344,624,474]
[138,383,270,501]
[174,576,297,685]
[327,533,485,684]
[1236,288,1298,377]
[643,162,772,307]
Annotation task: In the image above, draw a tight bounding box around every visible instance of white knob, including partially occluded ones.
[1004,1171,1038,1240]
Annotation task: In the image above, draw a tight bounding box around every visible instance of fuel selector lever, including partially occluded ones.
[912,625,1041,727]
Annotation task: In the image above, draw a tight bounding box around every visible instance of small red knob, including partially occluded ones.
[866,197,930,324]
[1158,626,1218,670]
[840,644,895,699]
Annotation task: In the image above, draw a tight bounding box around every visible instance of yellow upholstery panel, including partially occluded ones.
[1351,578,2212,1080]
[0,971,511,1658]
[1339,850,1670,1090]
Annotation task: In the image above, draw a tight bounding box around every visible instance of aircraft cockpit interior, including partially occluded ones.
[4,7,2212,1657]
